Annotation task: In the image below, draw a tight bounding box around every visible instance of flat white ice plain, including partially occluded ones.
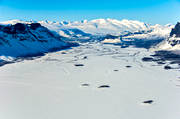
[0,43,180,119]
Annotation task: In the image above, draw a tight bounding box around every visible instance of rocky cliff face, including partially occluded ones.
[167,22,180,47]
[0,23,75,57]
[170,22,180,37]
[155,22,180,51]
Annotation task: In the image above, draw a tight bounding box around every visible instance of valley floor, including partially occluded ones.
[0,43,180,119]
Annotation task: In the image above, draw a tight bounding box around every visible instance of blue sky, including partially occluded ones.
[0,0,180,24]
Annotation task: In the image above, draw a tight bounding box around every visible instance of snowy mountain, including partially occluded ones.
[0,22,76,58]
[123,24,173,41]
[0,18,174,50]
[0,20,92,39]
[38,20,92,39]
[39,19,173,40]
[56,19,150,35]
[1,19,173,41]
[155,22,180,52]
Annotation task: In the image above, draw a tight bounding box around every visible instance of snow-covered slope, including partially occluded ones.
[1,20,92,39]
[123,24,173,40]
[0,22,75,58]
[155,22,180,52]
[38,20,92,39]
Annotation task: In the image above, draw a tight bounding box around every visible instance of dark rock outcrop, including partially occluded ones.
[14,23,26,32]
[30,23,41,30]
[170,22,180,37]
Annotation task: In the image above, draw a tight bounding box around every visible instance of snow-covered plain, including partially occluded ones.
[0,43,180,119]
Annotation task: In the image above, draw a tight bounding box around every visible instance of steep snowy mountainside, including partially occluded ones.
[123,24,173,40]
[0,22,75,58]
[0,20,91,39]
[38,21,92,39]
[155,22,180,51]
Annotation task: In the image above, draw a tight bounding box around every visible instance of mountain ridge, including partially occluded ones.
[0,19,173,38]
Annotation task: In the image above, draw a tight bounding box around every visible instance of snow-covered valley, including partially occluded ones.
[0,19,180,119]
[0,42,180,119]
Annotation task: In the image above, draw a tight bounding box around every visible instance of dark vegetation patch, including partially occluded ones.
[114,39,164,49]
[151,51,180,64]
[143,100,154,104]
[81,84,90,87]
[164,65,172,70]
[74,64,84,67]
[151,51,180,60]
[142,57,154,62]
[142,50,180,70]
[121,45,129,48]
[126,65,132,68]
[61,52,67,54]
[157,62,166,65]
[98,85,110,88]
[83,56,88,59]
